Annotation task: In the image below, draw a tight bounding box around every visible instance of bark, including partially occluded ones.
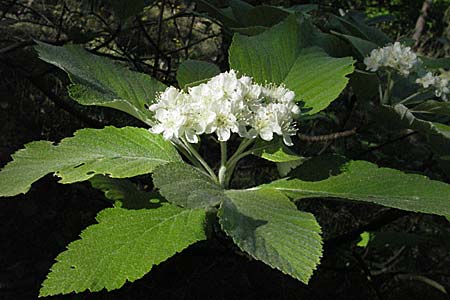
[412,0,432,45]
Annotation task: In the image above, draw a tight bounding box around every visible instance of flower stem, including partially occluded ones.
[218,142,227,188]
[383,71,394,105]
[180,138,218,183]
[223,138,255,187]
[398,91,423,105]
[172,139,204,170]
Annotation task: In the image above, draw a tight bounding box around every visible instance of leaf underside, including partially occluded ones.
[35,42,166,125]
[153,162,226,208]
[0,126,180,197]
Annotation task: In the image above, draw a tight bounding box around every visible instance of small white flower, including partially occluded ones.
[206,101,240,141]
[150,109,185,140]
[434,76,449,101]
[416,72,436,88]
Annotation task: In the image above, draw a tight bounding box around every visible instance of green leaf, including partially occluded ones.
[152,162,226,208]
[361,231,431,249]
[40,204,207,296]
[250,139,303,162]
[0,126,181,197]
[229,15,354,114]
[89,176,161,209]
[420,56,450,70]
[231,26,269,36]
[328,14,391,46]
[411,100,450,117]
[249,139,306,177]
[379,104,450,150]
[377,104,450,177]
[276,159,306,178]
[357,232,371,248]
[35,42,166,125]
[260,159,450,216]
[176,60,220,88]
[332,32,378,58]
[219,189,322,284]
[238,5,289,28]
[286,4,318,13]
[284,48,354,114]
[195,0,240,27]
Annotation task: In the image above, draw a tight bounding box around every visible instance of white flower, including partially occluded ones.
[247,105,281,141]
[364,42,418,76]
[205,101,240,142]
[434,76,449,101]
[149,86,184,112]
[416,72,436,88]
[149,70,301,145]
[416,72,450,101]
[150,108,185,140]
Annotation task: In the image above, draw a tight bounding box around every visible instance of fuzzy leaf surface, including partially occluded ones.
[40,205,207,296]
[229,15,354,114]
[35,42,166,124]
[153,162,225,208]
[219,189,322,284]
[0,126,180,197]
[260,160,450,216]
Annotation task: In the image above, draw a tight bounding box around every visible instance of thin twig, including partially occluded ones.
[298,127,357,142]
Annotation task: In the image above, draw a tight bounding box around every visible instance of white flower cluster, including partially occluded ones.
[364,42,418,76]
[416,72,450,101]
[149,70,300,145]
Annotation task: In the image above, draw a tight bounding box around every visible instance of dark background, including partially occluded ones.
[1,0,450,299]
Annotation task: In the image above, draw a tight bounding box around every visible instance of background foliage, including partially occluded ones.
[1,0,450,299]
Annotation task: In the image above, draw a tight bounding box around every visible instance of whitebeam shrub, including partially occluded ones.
[3,15,450,298]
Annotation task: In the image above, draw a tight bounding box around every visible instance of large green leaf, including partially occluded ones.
[259,159,450,216]
[176,60,220,89]
[411,100,450,117]
[219,189,322,284]
[89,176,161,209]
[328,13,391,46]
[283,47,354,114]
[379,104,450,153]
[229,15,354,114]
[236,5,289,28]
[195,0,240,27]
[35,42,166,125]
[332,32,378,59]
[40,204,207,296]
[0,126,181,197]
[152,162,225,208]
[420,56,450,70]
